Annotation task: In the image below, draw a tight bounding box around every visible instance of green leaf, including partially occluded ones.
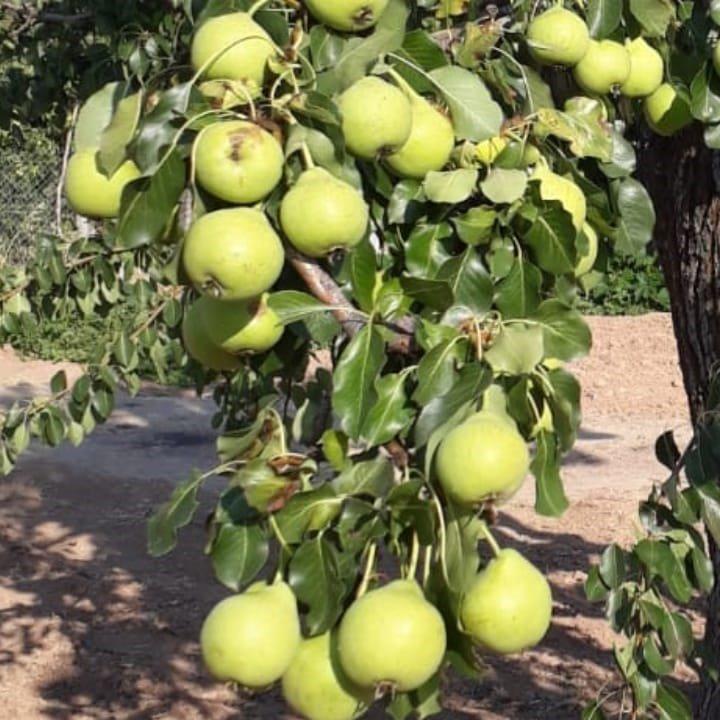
[99,92,143,176]
[660,611,694,659]
[522,204,577,274]
[614,178,656,256]
[288,536,346,635]
[485,323,544,375]
[546,369,582,451]
[436,249,493,314]
[147,471,205,557]
[480,168,528,204]
[445,504,483,592]
[496,259,542,318]
[415,364,491,447]
[587,0,622,38]
[532,431,570,517]
[423,169,478,204]
[332,0,409,90]
[268,290,337,324]
[453,206,496,246]
[74,82,128,151]
[350,239,378,313]
[362,373,413,446]
[532,300,592,362]
[274,486,340,544]
[655,682,692,720]
[643,636,675,676]
[210,523,269,591]
[332,457,394,498]
[332,324,386,439]
[428,65,503,141]
[629,0,676,37]
[405,223,452,277]
[585,565,610,602]
[115,149,186,249]
[599,544,626,589]
[414,338,464,406]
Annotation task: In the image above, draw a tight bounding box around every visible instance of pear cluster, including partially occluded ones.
[526,7,691,136]
[201,565,550,720]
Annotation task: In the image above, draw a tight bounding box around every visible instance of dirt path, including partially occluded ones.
[0,313,692,720]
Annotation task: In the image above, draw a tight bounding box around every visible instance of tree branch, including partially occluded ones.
[286,250,415,354]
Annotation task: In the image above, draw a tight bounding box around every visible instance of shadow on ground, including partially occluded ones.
[0,384,659,719]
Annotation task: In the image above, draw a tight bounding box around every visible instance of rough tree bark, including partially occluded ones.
[639,124,720,716]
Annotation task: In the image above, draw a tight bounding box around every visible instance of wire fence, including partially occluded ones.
[0,130,72,266]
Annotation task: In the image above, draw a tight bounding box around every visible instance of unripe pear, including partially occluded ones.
[620,38,664,98]
[338,580,446,692]
[191,12,274,96]
[304,0,390,32]
[280,168,369,257]
[200,293,283,354]
[339,77,413,159]
[644,83,693,136]
[460,549,553,655]
[282,632,373,720]
[194,121,284,205]
[201,582,301,687]
[65,149,141,219]
[475,136,508,166]
[531,164,586,231]
[386,95,455,178]
[183,208,285,301]
[435,414,530,505]
[575,222,599,276]
[182,300,242,371]
[527,8,589,66]
[573,40,631,95]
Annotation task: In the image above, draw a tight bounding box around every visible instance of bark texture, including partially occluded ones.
[640,125,720,716]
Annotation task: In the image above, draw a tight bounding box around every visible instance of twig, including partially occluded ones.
[286,249,415,354]
[56,105,78,238]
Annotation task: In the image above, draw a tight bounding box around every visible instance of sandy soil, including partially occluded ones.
[0,313,694,719]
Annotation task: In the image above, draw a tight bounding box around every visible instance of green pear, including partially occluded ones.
[435,414,530,505]
[65,149,141,219]
[385,95,455,178]
[573,40,631,95]
[460,549,553,655]
[575,222,599,277]
[200,293,283,354]
[280,168,369,257]
[183,208,285,301]
[620,38,664,98]
[194,120,284,204]
[339,77,413,159]
[282,632,373,720]
[527,7,589,66]
[304,0,390,32]
[531,164,586,231]
[201,582,301,687]
[182,299,242,371]
[338,580,446,692]
[191,12,274,96]
[644,83,693,136]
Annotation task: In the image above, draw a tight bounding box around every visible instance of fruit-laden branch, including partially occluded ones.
[287,250,415,355]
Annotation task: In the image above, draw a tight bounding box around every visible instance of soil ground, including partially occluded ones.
[0,313,694,720]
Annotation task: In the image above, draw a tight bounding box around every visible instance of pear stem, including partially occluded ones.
[300,142,316,169]
[406,531,420,580]
[385,67,416,99]
[357,542,377,598]
[248,0,273,17]
[480,522,502,558]
[421,545,432,588]
[428,483,451,587]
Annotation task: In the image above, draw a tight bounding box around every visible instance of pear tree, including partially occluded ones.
[3,0,720,718]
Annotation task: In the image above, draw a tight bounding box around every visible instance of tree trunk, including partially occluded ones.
[639,124,720,716]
